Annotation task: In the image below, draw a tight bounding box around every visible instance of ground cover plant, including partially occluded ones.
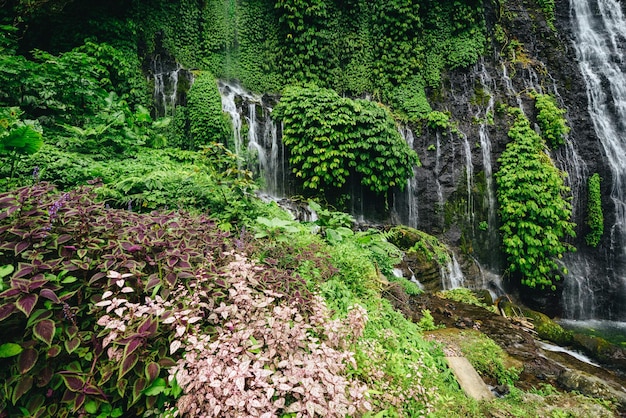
[0,183,372,417]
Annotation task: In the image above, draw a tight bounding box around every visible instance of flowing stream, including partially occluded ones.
[569,0,626,319]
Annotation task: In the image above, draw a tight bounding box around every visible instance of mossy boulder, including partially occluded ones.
[521,308,573,346]
[572,333,626,370]
[387,226,451,292]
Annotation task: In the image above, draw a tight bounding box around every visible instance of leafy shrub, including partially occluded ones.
[585,173,604,247]
[0,183,230,415]
[533,92,569,148]
[272,85,419,196]
[495,108,575,289]
[169,254,372,417]
[0,182,373,416]
[0,107,43,188]
[186,72,231,150]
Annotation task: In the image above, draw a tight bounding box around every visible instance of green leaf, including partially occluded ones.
[84,400,98,414]
[0,342,23,358]
[0,264,14,278]
[2,126,43,155]
[142,377,166,396]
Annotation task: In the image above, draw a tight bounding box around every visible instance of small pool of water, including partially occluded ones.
[558,319,626,347]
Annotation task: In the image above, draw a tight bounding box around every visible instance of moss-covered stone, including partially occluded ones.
[521,308,573,346]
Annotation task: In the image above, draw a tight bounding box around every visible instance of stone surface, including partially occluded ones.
[445,356,495,401]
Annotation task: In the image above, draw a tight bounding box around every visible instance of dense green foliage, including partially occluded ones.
[272,85,419,196]
[185,72,231,150]
[585,173,604,247]
[533,92,569,148]
[495,108,575,289]
[0,107,43,186]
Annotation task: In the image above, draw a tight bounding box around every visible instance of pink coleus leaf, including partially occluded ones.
[169,340,181,354]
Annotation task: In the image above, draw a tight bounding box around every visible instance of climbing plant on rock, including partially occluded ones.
[533,92,569,149]
[495,108,575,289]
[585,173,604,247]
[272,85,419,195]
[186,71,231,150]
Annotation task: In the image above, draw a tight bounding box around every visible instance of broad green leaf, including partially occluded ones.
[0,342,22,358]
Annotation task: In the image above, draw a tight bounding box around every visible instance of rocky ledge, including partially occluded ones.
[384,286,626,413]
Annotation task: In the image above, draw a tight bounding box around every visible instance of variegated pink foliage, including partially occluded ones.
[168,253,371,417]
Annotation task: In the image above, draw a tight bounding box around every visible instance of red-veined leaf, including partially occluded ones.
[145,362,160,382]
[131,377,147,405]
[26,393,45,414]
[18,348,38,374]
[137,317,157,336]
[72,392,85,412]
[57,234,72,244]
[65,325,78,339]
[59,373,85,392]
[39,288,60,303]
[37,366,54,387]
[12,374,33,405]
[47,345,61,358]
[165,272,176,286]
[16,293,38,317]
[158,357,177,368]
[27,276,48,291]
[123,337,143,357]
[0,287,20,298]
[117,378,128,397]
[145,275,160,291]
[61,388,77,403]
[15,241,30,255]
[88,272,107,285]
[26,308,52,328]
[13,263,34,279]
[33,319,55,346]
[0,303,16,321]
[83,383,106,400]
[64,337,80,354]
[11,277,30,292]
[119,352,139,379]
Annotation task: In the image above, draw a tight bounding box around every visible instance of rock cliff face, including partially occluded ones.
[391,0,623,318]
[143,0,624,319]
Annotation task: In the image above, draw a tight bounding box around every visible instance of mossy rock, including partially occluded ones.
[572,333,626,369]
[497,301,573,346]
[387,226,450,265]
[521,308,573,346]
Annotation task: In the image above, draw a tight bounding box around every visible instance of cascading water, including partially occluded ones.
[569,0,626,319]
[441,253,465,290]
[150,56,193,117]
[475,63,498,244]
[394,126,419,228]
[218,81,287,197]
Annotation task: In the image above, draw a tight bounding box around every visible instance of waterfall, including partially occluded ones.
[218,80,286,196]
[395,126,419,228]
[475,63,498,237]
[441,253,465,290]
[150,56,193,117]
[570,0,626,318]
[435,132,445,224]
